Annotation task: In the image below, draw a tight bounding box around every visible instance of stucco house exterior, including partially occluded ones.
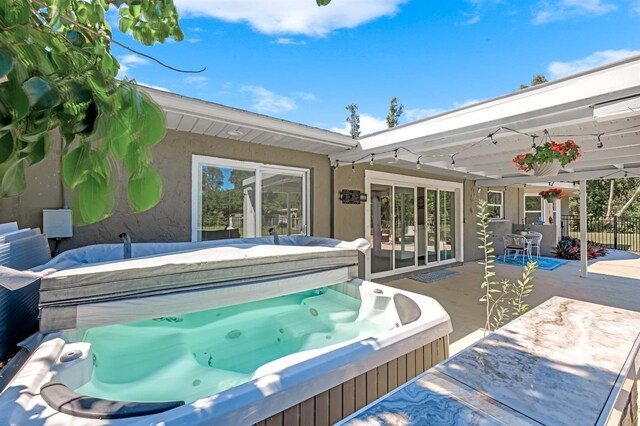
[2,55,639,280]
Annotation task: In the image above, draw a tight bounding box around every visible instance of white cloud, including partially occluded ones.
[273,38,307,45]
[464,15,481,25]
[187,37,201,43]
[454,99,483,108]
[183,76,209,87]
[331,113,388,137]
[117,54,149,75]
[532,0,617,24]
[173,0,408,37]
[295,92,317,102]
[632,0,640,15]
[547,49,640,78]
[404,108,445,122]
[240,85,297,114]
[137,82,170,92]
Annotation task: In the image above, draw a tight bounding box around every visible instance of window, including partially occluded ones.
[487,191,504,219]
[192,156,309,241]
[524,195,543,225]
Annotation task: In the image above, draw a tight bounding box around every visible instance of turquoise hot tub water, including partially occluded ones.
[73,286,391,404]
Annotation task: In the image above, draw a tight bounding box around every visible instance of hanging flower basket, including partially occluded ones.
[539,188,565,203]
[513,140,582,177]
[532,160,561,177]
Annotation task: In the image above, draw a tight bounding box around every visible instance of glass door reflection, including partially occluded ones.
[439,190,456,261]
[427,190,438,263]
[394,186,416,269]
[370,184,393,274]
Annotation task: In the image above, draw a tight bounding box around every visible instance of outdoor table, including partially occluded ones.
[339,297,640,426]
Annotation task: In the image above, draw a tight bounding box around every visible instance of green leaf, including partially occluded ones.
[137,94,165,146]
[74,175,112,224]
[0,157,25,197]
[108,115,132,158]
[24,133,51,166]
[66,30,86,47]
[0,48,14,79]
[127,165,163,212]
[62,145,91,188]
[22,77,61,110]
[0,132,14,163]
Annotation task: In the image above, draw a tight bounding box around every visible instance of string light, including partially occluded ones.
[333,123,640,175]
[334,160,339,169]
[416,156,422,170]
[351,161,355,172]
[450,155,456,169]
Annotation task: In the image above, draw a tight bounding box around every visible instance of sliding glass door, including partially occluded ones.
[366,171,461,278]
[192,156,308,241]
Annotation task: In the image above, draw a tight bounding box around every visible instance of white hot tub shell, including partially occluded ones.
[0,238,452,425]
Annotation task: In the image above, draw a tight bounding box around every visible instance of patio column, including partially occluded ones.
[579,180,588,278]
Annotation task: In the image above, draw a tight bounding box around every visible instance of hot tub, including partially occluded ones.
[1,238,451,425]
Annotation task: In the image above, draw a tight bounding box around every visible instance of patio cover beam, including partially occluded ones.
[474,167,640,187]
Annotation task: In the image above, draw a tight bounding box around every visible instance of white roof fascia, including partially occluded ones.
[141,86,356,150]
[358,56,640,152]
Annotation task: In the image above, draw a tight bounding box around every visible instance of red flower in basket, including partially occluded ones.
[539,188,565,202]
[513,139,582,173]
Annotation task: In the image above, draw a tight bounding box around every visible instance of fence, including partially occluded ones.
[561,215,640,252]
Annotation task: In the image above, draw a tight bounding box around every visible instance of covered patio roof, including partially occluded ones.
[331,55,640,186]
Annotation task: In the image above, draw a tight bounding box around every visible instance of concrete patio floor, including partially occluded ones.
[383,250,640,355]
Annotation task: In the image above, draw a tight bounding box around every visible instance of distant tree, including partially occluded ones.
[386,97,404,128]
[345,103,360,139]
[569,177,640,219]
[519,74,548,90]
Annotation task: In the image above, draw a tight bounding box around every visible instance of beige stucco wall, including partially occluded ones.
[0,130,331,251]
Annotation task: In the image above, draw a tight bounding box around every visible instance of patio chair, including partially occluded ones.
[526,231,543,259]
[502,234,529,264]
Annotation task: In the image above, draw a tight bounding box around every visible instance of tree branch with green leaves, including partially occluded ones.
[0,0,332,225]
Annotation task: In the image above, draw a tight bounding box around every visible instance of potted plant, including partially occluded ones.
[539,188,565,203]
[513,140,582,177]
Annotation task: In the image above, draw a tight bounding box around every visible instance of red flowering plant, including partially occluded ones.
[513,140,582,172]
[539,188,565,202]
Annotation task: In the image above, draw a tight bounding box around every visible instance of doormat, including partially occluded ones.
[410,269,459,284]
[496,255,569,270]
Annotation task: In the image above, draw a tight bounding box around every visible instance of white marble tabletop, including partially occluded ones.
[340,297,640,426]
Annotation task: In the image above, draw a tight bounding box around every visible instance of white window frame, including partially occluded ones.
[487,190,504,220]
[523,195,543,224]
[191,155,310,242]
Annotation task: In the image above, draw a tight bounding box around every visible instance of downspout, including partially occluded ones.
[329,159,335,238]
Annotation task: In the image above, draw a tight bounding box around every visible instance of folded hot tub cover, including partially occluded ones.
[36,237,370,332]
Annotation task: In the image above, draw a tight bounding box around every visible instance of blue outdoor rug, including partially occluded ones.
[411,269,459,284]
[496,255,569,270]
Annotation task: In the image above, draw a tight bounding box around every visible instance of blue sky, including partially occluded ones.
[112,0,640,135]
